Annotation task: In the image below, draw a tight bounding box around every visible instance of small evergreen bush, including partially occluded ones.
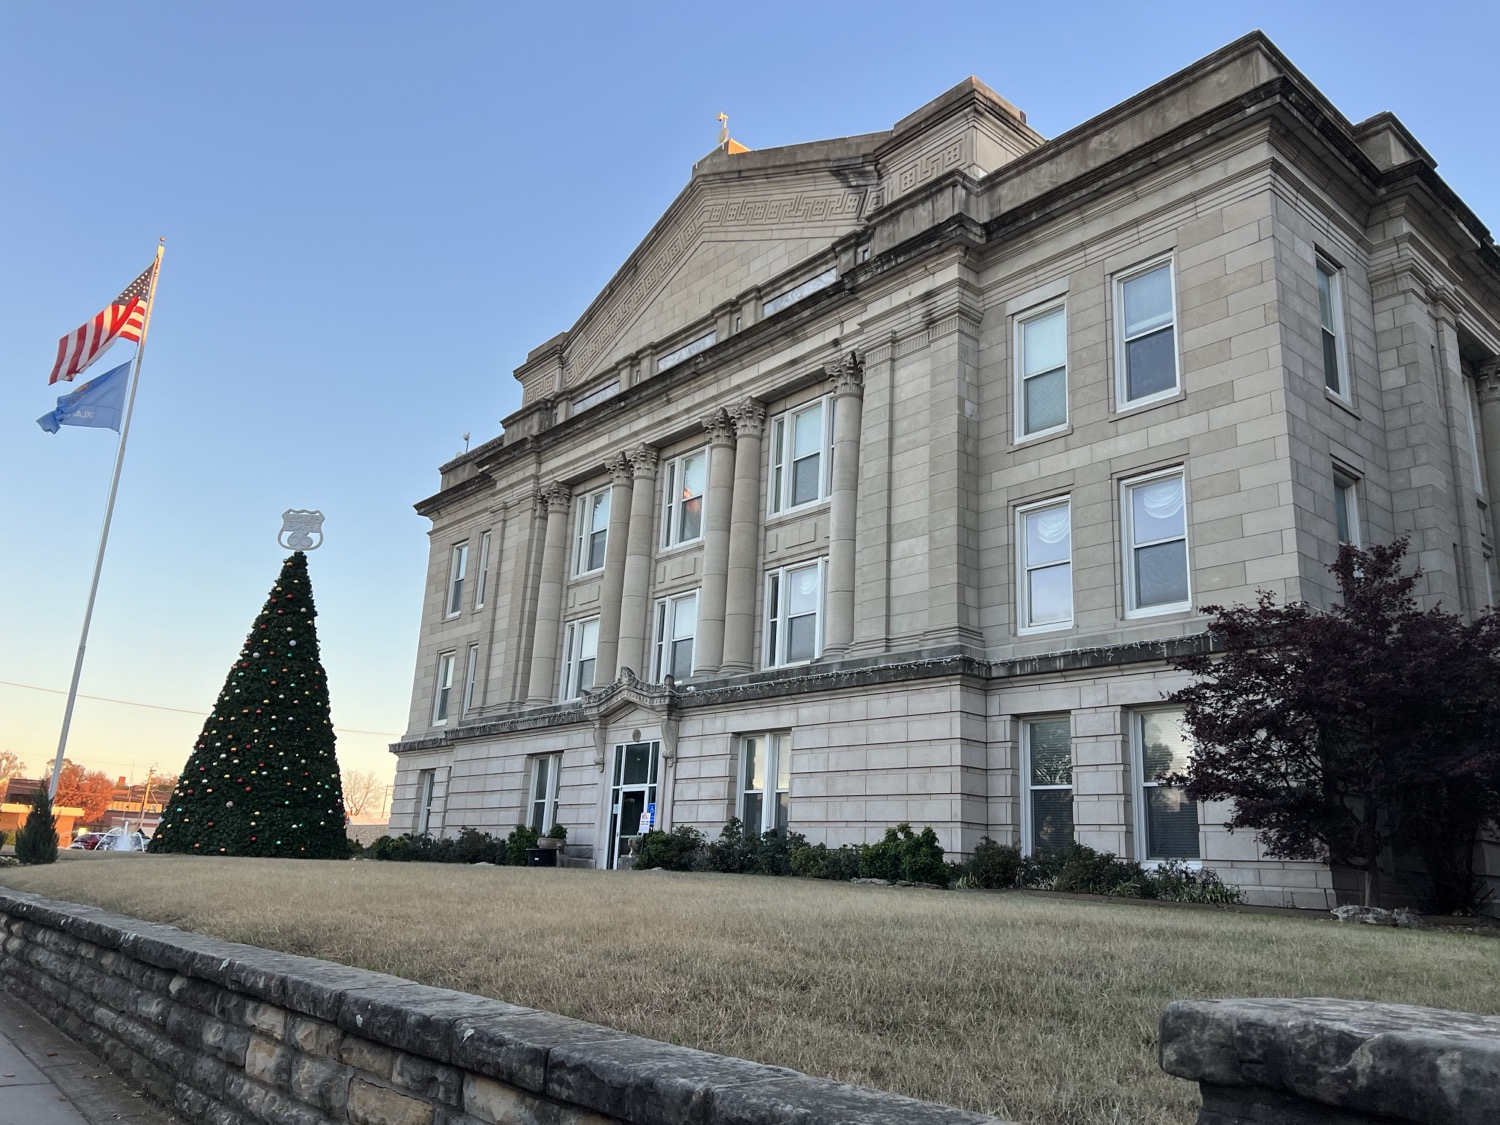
[16,788,59,866]
[505,824,538,865]
[789,842,862,881]
[633,825,705,870]
[859,823,949,885]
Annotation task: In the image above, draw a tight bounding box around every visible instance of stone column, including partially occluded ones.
[824,354,865,657]
[695,410,738,674]
[720,399,766,673]
[1477,360,1500,548]
[525,482,572,706]
[616,444,659,678]
[593,454,635,684]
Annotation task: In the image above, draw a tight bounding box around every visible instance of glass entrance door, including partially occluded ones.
[607,741,659,868]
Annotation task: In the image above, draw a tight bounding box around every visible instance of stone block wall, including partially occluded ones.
[0,889,1006,1125]
[1160,997,1500,1124]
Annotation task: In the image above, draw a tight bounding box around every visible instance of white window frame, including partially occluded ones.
[432,652,456,725]
[528,754,561,834]
[1129,709,1202,865]
[1334,472,1361,548]
[1122,467,1192,617]
[737,732,792,835]
[445,542,469,618]
[416,769,436,836]
[1019,715,1073,857]
[660,448,708,550]
[763,558,826,668]
[1114,257,1181,410]
[461,644,480,715]
[573,488,610,577]
[560,616,600,700]
[652,590,699,682]
[1316,256,1351,402]
[1017,497,1073,633]
[473,531,492,610]
[768,396,834,516]
[1014,302,1069,440]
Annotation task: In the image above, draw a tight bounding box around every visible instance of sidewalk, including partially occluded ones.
[0,989,177,1125]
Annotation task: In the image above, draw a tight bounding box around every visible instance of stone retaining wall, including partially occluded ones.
[1160,997,1500,1124]
[0,890,1006,1125]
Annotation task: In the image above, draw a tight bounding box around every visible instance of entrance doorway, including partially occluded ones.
[607,741,659,868]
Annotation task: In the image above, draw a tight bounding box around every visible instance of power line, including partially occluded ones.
[0,679,400,738]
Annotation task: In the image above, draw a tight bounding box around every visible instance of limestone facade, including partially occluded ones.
[390,34,1500,908]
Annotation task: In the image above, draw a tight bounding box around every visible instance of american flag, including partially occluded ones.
[47,262,156,385]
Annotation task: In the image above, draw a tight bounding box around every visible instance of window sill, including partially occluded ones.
[1111,388,1185,419]
[1123,604,1195,621]
[656,538,705,559]
[764,499,831,528]
[1010,424,1073,452]
[1016,621,1074,637]
[1325,388,1359,420]
[1139,857,1203,871]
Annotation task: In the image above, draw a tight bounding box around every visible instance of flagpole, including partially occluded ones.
[48,240,166,800]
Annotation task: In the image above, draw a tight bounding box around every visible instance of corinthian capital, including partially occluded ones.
[827,352,865,398]
[702,407,737,445]
[627,442,659,478]
[1478,358,1500,406]
[607,452,634,487]
[729,398,766,439]
[542,481,572,513]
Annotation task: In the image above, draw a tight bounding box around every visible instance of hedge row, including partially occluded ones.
[363,821,1240,905]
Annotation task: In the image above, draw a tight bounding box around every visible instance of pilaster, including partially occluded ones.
[696,410,738,674]
[721,399,766,673]
[525,482,573,705]
[823,354,865,657]
[594,454,635,683]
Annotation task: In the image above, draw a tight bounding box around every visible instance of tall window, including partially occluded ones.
[1018,498,1072,631]
[1016,305,1068,438]
[416,769,436,835]
[561,617,599,699]
[739,732,791,835]
[474,531,492,610]
[461,644,479,714]
[652,591,698,681]
[765,560,824,667]
[661,449,707,548]
[769,397,833,515]
[1023,717,1073,855]
[1334,473,1360,547]
[528,754,561,833]
[574,488,610,576]
[1317,257,1349,399]
[432,652,456,724]
[1123,469,1191,616]
[446,542,469,617]
[1132,710,1200,861]
[1116,260,1178,406]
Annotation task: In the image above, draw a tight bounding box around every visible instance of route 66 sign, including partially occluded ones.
[278,509,325,551]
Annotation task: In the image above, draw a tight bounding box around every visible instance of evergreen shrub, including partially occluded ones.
[16,788,59,866]
[633,825,704,871]
[859,823,949,885]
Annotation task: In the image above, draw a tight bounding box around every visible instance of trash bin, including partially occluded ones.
[525,847,556,867]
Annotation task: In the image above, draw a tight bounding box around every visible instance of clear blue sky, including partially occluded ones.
[3,2,1496,792]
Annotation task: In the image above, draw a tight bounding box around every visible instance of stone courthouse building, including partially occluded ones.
[390,33,1500,907]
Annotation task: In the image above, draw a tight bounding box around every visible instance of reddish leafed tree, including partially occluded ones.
[56,760,118,824]
[1170,539,1500,911]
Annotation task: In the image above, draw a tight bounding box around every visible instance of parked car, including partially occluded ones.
[69,831,107,850]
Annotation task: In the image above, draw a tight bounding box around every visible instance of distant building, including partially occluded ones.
[101,776,165,834]
[0,778,86,846]
[390,34,1500,908]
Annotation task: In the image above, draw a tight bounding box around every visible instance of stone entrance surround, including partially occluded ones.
[0,890,1006,1125]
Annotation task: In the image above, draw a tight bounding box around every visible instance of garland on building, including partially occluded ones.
[150,552,347,858]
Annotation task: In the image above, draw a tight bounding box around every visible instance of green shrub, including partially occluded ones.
[1141,859,1242,904]
[346,836,365,858]
[959,836,1024,889]
[705,819,758,873]
[859,823,948,885]
[505,824,538,865]
[789,842,863,881]
[634,825,705,871]
[16,789,58,866]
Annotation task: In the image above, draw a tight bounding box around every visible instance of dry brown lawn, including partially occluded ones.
[2,854,1497,1125]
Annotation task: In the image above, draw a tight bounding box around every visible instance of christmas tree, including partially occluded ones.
[150,552,347,858]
